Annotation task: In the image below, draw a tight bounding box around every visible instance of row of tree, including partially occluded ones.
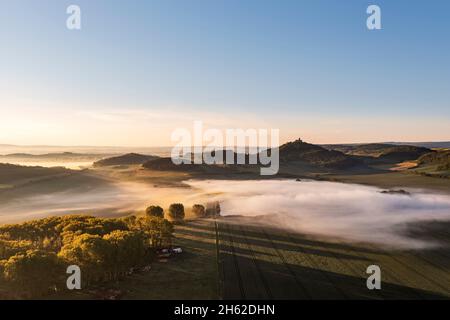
[145,202,221,221]
[146,203,186,221]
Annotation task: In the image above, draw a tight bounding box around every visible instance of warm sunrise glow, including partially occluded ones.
[1,102,449,147]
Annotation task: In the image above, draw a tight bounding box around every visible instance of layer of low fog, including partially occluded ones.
[0,159,96,170]
[187,180,450,249]
[1,178,449,249]
[0,182,202,224]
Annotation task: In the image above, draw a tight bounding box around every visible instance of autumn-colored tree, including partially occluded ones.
[103,230,147,279]
[58,234,112,285]
[0,214,174,297]
[3,250,63,297]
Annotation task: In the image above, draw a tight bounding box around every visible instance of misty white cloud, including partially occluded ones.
[186,179,450,248]
[2,177,449,249]
[0,182,198,224]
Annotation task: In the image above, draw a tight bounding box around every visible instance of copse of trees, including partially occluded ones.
[192,204,206,218]
[0,201,218,298]
[168,203,185,222]
[146,205,164,218]
[0,214,174,298]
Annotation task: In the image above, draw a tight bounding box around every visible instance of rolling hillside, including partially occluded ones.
[142,157,205,172]
[0,163,69,185]
[323,143,431,163]
[377,146,431,163]
[140,139,366,176]
[278,139,362,169]
[411,150,450,178]
[93,153,158,167]
[141,139,363,174]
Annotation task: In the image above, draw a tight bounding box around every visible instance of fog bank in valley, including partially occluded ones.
[187,180,450,248]
[1,178,449,249]
[0,182,200,224]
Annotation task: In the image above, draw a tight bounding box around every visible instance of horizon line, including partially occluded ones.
[1,140,450,149]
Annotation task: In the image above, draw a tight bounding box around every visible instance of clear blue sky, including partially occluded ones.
[0,0,449,146]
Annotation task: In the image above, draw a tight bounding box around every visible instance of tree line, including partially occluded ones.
[0,201,220,298]
[146,202,220,222]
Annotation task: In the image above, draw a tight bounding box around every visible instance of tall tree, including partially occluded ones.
[168,203,185,222]
[146,205,164,218]
[192,204,206,218]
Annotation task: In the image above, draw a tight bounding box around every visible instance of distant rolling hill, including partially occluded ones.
[383,141,450,149]
[137,139,449,178]
[0,152,111,160]
[93,153,159,167]
[418,150,450,167]
[142,139,364,174]
[0,163,70,185]
[143,157,205,172]
[0,152,116,170]
[323,143,431,163]
[278,139,362,169]
[376,145,431,163]
[142,153,256,173]
[322,143,395,157]
[412,150,450,178]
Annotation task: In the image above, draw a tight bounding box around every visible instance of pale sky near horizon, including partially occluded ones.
[0,0,449,147]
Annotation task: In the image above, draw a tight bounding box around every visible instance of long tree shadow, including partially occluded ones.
[400,220,450,269]
[219,234,370,261]
[176,218,450,300]
[217,221,372,261]
[150,219,450,300]
[217,219,450,300]
[219,216,383,254]
[219,251,448,300]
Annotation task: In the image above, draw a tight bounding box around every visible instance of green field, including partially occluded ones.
[217,217,450,299]
[55,217,450,300]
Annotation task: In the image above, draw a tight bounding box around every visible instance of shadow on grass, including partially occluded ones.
[217,219,449,300]
[219,251,447,300]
